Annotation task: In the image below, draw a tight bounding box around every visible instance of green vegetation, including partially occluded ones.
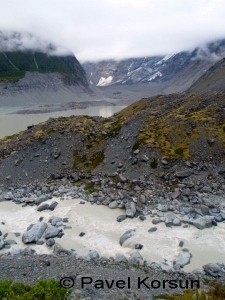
[150,158,158,168]
[156,281,225,300]
[0,50,83,84]
[175,148,184,155]
[0,279,72,300]
[132,140,140,151]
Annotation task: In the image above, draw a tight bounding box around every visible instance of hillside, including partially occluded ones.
[0,32,102,107]
[188,57,225,93]
[0,92,224,185]
[0,51,88,86]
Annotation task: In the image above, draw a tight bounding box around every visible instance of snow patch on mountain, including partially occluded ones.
[148,71,162,81]
[97,76,113,86]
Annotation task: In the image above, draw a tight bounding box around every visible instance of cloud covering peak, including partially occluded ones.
[0,0,225,61]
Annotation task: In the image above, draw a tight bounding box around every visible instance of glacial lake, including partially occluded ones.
[0,106,126,138]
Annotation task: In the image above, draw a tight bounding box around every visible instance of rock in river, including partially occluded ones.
[120,229,135,246]
[22,222,48,244]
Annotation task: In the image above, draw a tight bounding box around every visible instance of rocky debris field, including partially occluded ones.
[0,250,225,300]
[0,92,225,298]
[0,173,225,270]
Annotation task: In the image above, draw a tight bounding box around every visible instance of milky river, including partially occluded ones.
[0,198,225,272]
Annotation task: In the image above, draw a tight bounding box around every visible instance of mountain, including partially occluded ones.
[188,57,225,93]
[0,32,99,107]
[0,51,88,87]
[82,39,225,103]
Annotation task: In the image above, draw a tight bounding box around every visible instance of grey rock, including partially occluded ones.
[175,170,193,179]
[115,254,128,263]
[117,215,127,222]
[173,217,181,226]
[45,227,61,239]
[129,251,143,264]
[141,155,149,162]
[135,243,143,250]
[179,241,184,247]
[203,263,221,277]
[109,201,118,209]
[165,214,174,227]
[46,238,55,247]
[49,201,58,211]
[119,174,127,183]
[139,215,146,221]
[158,204,168,212]
[152,218,161,225]
[5,240,17,245]
[88,250,100,260]
[51,217,62,226]
[35,195,49,205]
[79,232,85,237]
[192,216,213,230]
[194,205,209,216]
[37,203,49,211]
[126,202,136,218]
[36,240,44,245]
[139,195,146,204]
[22,222,48,244]
[174,250,192,267]
[53,243,72,256]
[0,238,5,249]
[119,229,135,246]
[214,214,224,222]
[148,227,157,232]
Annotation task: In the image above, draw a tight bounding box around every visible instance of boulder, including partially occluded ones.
[109,201,118,209]
[191,216,213,230]
[22,222,47,244]
[173,217,181,226]
[53,243,72,256]
[35,195,49,205]
[126,202,136,218]
[45,227,61,239]
[0,238,4,249]
[119,229,135,246]
[117,215,127,222]
[194,205,209,216]
[152,218,161,225]
[165,214,174,227]
[148,227,157,233]
[51,217,62,226]
[129,251,144,264]
[46,238,55,247]
[175,170,193,179]
[88,250,100,260]
[174,249,192,267]
[158,204,168,212]
[37,203,49,212]
[135,244,143,250]
[203,263,221,277]
[49,201,58,211]
[115,254,127,263]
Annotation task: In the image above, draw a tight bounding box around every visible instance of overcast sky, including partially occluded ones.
[0,0,225,61]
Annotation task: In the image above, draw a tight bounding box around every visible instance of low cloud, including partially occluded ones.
[0,0,225,61]
[0,31,71,56]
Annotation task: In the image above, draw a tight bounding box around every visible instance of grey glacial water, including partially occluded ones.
[0,106,126,138]
[0,198,225,272]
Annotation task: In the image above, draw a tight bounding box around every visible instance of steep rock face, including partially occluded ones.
[188,58,225,93]
[0,51,88,87]
[0,32,93,106]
